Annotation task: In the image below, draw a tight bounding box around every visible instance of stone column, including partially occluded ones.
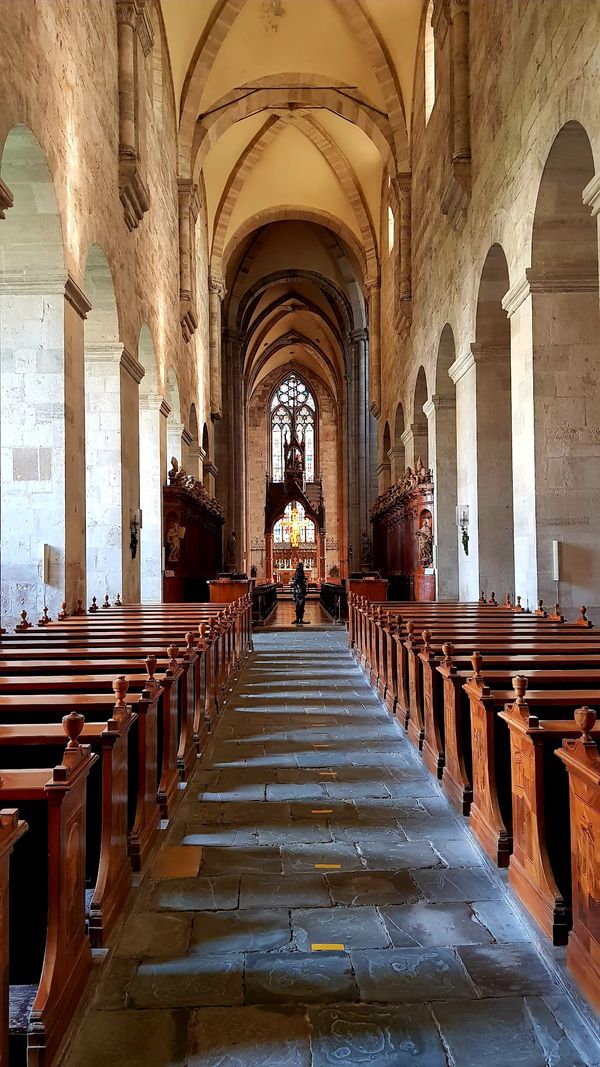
[424,394,458,598]
[222,329,245,565]
[388,446,405,483]
[178,179,199,340]
[167,422,192,470]
[396,175,412,302]
[365,282,381,416]
[120,348,145,602]
[376,460,391,494]
[116,1,136,157]
[139,394,169,602]
[448,348,479,598]
[450,0,471,165]
[64,275,92,612]
[115,1,150,229]
[348,328,370,562]
[209,276,225,419]
[204,460,218,499]
[401,423,428,469]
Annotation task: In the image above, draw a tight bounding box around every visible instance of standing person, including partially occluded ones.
[291,561,308,625]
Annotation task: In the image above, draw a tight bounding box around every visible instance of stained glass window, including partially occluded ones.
[273,502,316,545]
[270,374,316,482]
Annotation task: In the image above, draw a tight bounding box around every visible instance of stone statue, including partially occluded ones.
[168,456,179,484]
[291,561,308,624]
[360,532,373,570]
[416,515,434,568]
[225,530,238,572]
[166,522,185,562]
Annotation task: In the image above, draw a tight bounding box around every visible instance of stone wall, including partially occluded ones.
[0,0,212,617]
[378,0,600,608]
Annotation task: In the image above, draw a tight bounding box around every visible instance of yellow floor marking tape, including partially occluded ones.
[314,863,342,869]
[318,770,337,776]
[311,808,333,814]
[311,943,345,951]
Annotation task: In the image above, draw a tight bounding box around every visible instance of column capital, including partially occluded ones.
[349,327,368,344]
[391,172,412,201]
[204,461,218,478]
[0,176,13,219]
[209,275,226,299]
[583,172,600,218]
[423,393,456,419]
[140,392,170,416]
[65,272,92,319]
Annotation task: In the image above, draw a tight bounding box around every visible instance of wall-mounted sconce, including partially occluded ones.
[130,510,142,559]
[456,504,469,555]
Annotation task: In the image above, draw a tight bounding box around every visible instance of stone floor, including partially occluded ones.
[63,630,600,1067]
[260,599,331,627]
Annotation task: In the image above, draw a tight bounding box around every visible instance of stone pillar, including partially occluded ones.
[376,460,391,494]
[451,0,470,165]
[209,276,225,419]
[204,460,218,499]
[365,282,381,416]
[64,275,92,612]
[0,268,68,622]
[449,344,514,601]
[116,1,150,229]
[504,266,600,613]
[188,443,205,482]
[388,446,405,483]
[348,328,370,563]
[178,179,199,340]
[424,394,458,599]
[401,423,428,469]
[167,422,192,469]
[396,175,412,302]
[139,394,169,602]
[222,330,245,566]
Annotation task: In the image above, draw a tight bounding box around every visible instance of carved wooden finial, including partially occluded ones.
[74,599,86,616]
[38,606,52,626]
[514,595,522,613]
[102,594,111,609]
[533,599,546,617]
[470,651,484,685]
[574,706,597,743]
[62,711,85,749]
[167,644,179,670]
[145,654,158,687]
[479,590,486,603]
[441,641,454,668]
[112,675,129,719]
[422,629,432,654]
[512,674,528,706]
[88,596,98,613]
[57,601,69,620]
[488,592,497,606]
[15,611,32,632]
[185,631,196,654]
[0,809,19,831]
[548,602,564,622]
[115,593,122,606]
[502,593,511,609]
[576,605,593,628]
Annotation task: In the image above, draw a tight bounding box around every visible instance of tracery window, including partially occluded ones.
[270,374,316,482]
[424,0,436,124]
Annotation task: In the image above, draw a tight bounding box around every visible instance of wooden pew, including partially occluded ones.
[556,711,600,1012]
[437,648,600,815]
[1,809,27,1067]
[497,683,600,945]
[0,686,137,949]
[2,721,97,1067]
[463,676,600,868]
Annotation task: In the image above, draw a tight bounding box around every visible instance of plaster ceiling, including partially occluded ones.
[161,0,423,291]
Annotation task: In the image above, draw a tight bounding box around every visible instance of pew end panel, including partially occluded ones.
[0,810,27,1067]
[438,659,473,815]
[557,717,600,1012]
[464,678,513,867]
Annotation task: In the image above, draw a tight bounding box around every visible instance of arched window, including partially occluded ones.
[388,205,395,253]
[270,374,316,482]
[424,0,435,125]
[273,502,316,546]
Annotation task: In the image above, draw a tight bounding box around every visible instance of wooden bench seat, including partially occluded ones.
[0,704,136,948]
[463,679,600,868]
[556,714,600,1012]
[1,728,97,1067]
[1,809,27,1067]
[498,691,600,945]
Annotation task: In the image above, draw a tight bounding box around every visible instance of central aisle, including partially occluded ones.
[65,631,599,1067]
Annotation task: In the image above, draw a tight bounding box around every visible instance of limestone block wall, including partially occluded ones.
[0,0,213,617]
[378,0,600,607]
